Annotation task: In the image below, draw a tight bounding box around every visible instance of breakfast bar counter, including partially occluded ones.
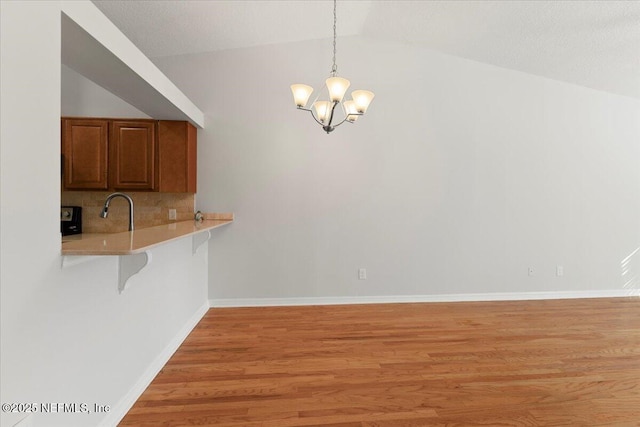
[61,215,233,256]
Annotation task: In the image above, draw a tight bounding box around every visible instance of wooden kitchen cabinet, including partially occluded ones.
[158,120,197,193]
[63,119,109,190]
[62,117,196,193]
[109,120,157,191]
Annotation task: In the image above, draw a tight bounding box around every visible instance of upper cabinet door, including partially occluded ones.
[63,119,109,190]
[109,121,157,191]
[158,120,197,193]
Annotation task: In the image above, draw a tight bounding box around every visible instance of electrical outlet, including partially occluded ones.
[556,265,564,277]
[358,268,367,280]
[168,209,177,220]
[528,267,534,276]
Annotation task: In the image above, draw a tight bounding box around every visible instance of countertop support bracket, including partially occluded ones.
[118,251,151,293]
[192,230,211,254]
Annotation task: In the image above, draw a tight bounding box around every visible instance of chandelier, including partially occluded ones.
[290,0,374,134]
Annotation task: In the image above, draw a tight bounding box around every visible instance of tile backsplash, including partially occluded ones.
[61,191,195,233]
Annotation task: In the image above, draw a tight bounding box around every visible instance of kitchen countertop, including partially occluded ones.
[61,215,233,256]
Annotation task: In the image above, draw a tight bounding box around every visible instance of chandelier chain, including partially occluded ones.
[332,0,337,75]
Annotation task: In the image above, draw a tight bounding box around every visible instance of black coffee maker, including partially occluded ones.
[61,206,82,236]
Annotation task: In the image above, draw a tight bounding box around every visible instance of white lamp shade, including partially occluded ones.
[325,77,350,102]
[351,90,375,113]
[291,84,313,107]
[343,100,359,122]
[313,101,331,123]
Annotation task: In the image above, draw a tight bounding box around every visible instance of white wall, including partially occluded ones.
[62,64,150,118]
[1,3,208,426]
[153,36,640,304]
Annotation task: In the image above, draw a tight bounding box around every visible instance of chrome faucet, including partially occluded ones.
[100,192,134,231]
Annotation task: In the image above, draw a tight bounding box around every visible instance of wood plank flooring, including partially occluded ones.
[119,298,640,426]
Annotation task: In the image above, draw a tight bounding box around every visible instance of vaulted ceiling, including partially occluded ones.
[93,0,640,99]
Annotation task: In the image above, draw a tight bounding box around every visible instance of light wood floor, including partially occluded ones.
[120,298,640,426]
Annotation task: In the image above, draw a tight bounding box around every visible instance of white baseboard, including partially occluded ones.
[210,289,640,308]
[100,301,209,427]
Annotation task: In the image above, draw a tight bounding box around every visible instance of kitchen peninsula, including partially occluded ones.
[62,214,233,255]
